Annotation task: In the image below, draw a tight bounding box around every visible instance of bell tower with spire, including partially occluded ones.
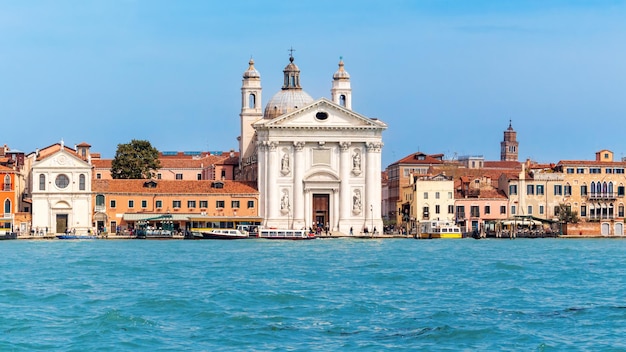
[500,120,519,161]
[331,57,352,110]
[239,58,262,180]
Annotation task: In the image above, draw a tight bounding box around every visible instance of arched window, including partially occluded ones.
[248,93,256,109]
[609,182,614,196]
[4,199,10,214]
[96,194,105,206]
[39,174,46,191]
[339,95,346,107]
[3,175,10,191]
[79,174,86,191]
[596,182,602,194]
[590,182,595,195]
[603,182,608,195]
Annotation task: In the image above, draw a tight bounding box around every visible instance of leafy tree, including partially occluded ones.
[557,203,579,224]
[111,140,161,179]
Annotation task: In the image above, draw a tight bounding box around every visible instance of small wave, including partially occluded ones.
[494,262,525,270]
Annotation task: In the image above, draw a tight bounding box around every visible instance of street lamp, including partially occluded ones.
[370,204,373,234]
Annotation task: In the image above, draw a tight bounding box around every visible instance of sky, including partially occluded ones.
[1,0,625,168]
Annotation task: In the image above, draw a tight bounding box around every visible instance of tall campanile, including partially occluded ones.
[500,120,519,161]
[239,59,263,181]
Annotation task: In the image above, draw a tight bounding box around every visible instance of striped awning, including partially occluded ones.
[122,213,193,221]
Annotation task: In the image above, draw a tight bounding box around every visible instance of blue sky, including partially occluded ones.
[1,1,625,167]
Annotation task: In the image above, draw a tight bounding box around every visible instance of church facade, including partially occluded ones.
[239,55,386,234]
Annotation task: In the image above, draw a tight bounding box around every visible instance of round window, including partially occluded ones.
[55,174,70,189]
[315,111,328,120]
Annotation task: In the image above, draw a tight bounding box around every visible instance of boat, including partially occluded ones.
[199,228,249,240]
[258,229,316,240]
[0,232,17,240]
[135,229,174,239]
[56,234,98,240]
[415,220,462,239]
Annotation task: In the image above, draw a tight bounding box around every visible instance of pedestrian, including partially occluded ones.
[349,226,353,235]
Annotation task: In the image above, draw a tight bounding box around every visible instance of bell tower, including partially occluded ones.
[239,58,262,180]
[500,120,519,161]
[331,57,352,110]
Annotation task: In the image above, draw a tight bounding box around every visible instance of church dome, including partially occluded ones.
[243,58,260,79]
[263,54,314,119]
[264,89,314,119]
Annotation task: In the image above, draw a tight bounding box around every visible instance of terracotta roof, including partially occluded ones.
[483,161,522,169]
[92,179,258,195]
[389,152,445,166]
[33,143,85,161]
[557,160,626,167]
[92,159,112,169]
[76,142,91,147]
[0,165,14,172]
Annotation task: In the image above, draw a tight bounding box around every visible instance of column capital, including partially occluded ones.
[366,142,383,153]
[294,141,306,151]
[339,141,351,151]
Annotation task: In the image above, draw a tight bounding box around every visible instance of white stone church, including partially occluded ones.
[238,54,386,234]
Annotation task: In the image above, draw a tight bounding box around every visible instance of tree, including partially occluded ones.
[110,140,161,179]
[557,203,579,224]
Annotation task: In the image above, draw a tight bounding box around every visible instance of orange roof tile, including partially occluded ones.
[92,179,258,195]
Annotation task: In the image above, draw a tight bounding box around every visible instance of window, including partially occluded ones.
[435,192,440,199]
[247,200,254,208]
[554,185,562,196]
[456,206,465,218]
[200,200,208,208]
[470,206,479,217]
[197,173,202,180]
[156,200,162,208]
[448,205,454,214]
[173,200,181,208]
[619,205,624,217]
[539,205,544,215]
[141,200,147,208]
[500,205,506,214]
[232,200,240,209]
[422,206,429,217]
[619,186,625,196]
[590,168,601,174]
[221,170,226,179]
[128,200,134,208]
[3,175,11,191]
[4,199,11,214]
[577,168,585,174]
[527,206,533,215]
[566,168,574,174]
[580,205,587,217]
[527,185,534,195]
[157,173,162,180]
[511,205,516,215]
[616,168,625,174]
[536,185,544,195]
[484,205,491,214]
[248,93,256,108]
[188,200,196,208]
[175,174,183,180]
[581,185,588,196]
[110,200,116,208]
[96,173,102,179]
[509,185,517,195]
[39,174,46,191]
[216,200,225,208]
[79,174,86,190]
[96,194,105,206]
[55,174,70,189]
[606,168,613,174]
[423,192,428,199]
[448,192,453,199]
[435,205,440,214]
[554,206,560,216]
[564,184,572,196]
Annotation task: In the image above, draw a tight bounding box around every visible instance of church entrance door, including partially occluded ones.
[56,214,68,234]
[312,194,329,229]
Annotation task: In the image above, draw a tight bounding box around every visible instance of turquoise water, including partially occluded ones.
[1,238,626,351]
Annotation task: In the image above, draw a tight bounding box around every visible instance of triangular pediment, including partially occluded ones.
[254,98,387,130]
[33,149,91,169]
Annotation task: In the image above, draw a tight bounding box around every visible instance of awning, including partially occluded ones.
[122,213,193,221]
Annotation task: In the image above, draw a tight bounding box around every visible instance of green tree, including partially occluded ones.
[110,140,161,179]
[557,203,579,224]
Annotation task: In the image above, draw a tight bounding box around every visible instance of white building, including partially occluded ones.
[29,142,93,235]
[239,54,387,234]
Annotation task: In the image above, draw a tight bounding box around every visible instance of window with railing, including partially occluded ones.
[3,175,11,191]
[470,206,480,217]
[216,200,225,209]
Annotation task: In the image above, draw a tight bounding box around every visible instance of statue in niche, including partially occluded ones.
[353,190,362,211]
[352,151,361,171]
[281,153,290,173]
[281,191,290,210]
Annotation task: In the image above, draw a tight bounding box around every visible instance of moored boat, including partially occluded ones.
[415,220,462,239]
[199,228,249,240]
[0,232,17,240]
[56,234,98,240]
[258,229,316,240]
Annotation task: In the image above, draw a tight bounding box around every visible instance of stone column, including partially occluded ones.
[339,142,351,230]
[365,142,383,231]
[257,142,267,222]
[333,188,340,231]
[293,141,305,229]
[267,141,278,222]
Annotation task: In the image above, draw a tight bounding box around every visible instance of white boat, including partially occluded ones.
[258,229,316,240]
[200,228,249,240]
[416,220,462,239]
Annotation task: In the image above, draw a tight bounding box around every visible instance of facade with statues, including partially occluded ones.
[239,54,386,234]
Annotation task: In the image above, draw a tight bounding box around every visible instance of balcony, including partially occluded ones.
[587,192,619,200]
[456,213,466,221]
[586,214,616,221]
[3,184,11,191]
[94,205,106,213]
